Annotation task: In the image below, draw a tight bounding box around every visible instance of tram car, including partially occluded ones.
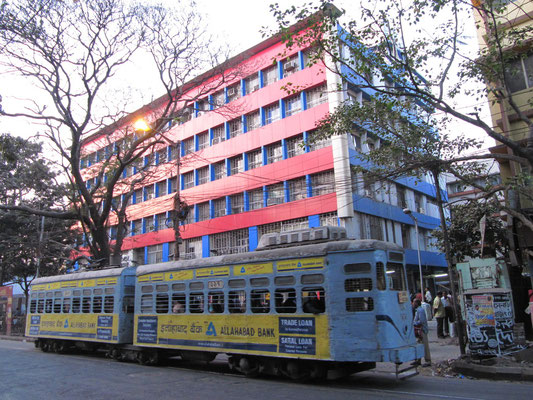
[26,227,423,379]
[26,267,136,353]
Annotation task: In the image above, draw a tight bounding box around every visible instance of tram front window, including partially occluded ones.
[386,262,406,291]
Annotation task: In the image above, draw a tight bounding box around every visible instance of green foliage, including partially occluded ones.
[433,200,508,262]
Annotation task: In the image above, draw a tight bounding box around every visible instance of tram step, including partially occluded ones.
[395,363,419,380]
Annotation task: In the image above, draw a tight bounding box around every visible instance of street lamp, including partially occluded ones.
[403,208,424,302]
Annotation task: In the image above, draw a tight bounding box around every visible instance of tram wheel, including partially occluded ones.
[40,340,50,353]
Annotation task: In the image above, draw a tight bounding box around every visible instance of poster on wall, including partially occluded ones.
[464,290,515,357]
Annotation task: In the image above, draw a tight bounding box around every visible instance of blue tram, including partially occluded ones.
[133,227,423,378]
[25,227,423,379]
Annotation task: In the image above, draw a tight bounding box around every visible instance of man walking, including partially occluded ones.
[433,291,446,338]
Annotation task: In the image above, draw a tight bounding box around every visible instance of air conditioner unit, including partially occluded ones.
[212,137,221,145]
[418,207,425,214]
[284,61,297,71]
[252,85,260,92]
[228,87,237,96]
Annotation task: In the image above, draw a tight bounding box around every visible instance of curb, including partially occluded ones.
[0,335,35,342]
[453,360,533,382]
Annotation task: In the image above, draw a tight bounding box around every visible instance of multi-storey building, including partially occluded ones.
[79,23,447,292]
[472,0,533,280]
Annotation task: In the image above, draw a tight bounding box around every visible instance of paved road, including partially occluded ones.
[1,339,531,400]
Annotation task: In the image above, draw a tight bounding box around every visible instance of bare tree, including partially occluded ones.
[0,0,241,265]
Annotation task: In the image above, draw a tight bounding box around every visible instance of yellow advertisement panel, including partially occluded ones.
[276,258,325,272]
[164,270,194,282]
[233,263,274,276]
[196,267,230,278]
[138,273,164,282]
[25,313,120,343]
[96,277,118,285]
[134,314,330,360]
[33,278,117,291]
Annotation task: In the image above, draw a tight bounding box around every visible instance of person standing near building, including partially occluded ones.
[413,299,431,366]
[425,288,433,304]
[433,291,446,338]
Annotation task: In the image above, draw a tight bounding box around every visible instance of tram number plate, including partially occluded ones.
[208,280,224,289]
[398,291,409,303]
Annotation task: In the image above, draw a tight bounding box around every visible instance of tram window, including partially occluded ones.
[275,276,295,286]
[53,299,62,313]
[141,295,153,313]
[389,252,403,262]
[93,296,103,313]
[156,284,169,292]
[82,297,91,313]
[208,292,224,313]
[345,278,372,292]
[156,293,169,313]
[37,299,44,313]
[104,296,114,313]
[64,290,72,297]
[45,299,53,313]
[94,288,103,295]
[228,279,245,288]
[302,288,325,314]
[83,289,91,296]
[275,289,296,313]
[386,263,406,291]
[38,292,45,299]
[171,293,186,313]
[301,274,324,284]
[123,296,135,313]
[172,283,186,291]
[105,288,115,295]
[346,297,374,312]
[141,285,154,293]
[31,293,38,299]
[344,263,371,274]
[190,282,204,290]
[228,291,246,313]
[30,300,37,313]
[376,262,386,291]
[251,290,270,313]
[124,286,135,295]
[46,292,53,298]
[54,291,62,297]
[189,293,204,313]
[250,277,269,287]
[63,298,71,313]
[73,290,81,296]
[72,298,81,313]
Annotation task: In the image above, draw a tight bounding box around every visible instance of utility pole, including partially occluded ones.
[173,140,181,260]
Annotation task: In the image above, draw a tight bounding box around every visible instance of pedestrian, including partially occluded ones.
[433,291,446,338]
[413,298,431,366]
[445,291,455,336]
[441,292,449,336]
[425,288,433,304]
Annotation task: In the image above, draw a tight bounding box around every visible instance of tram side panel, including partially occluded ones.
[133,258,332,361]
[26,270,135,345]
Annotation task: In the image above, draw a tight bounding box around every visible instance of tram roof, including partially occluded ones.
[31,266,133,285]
[137,239,403,276]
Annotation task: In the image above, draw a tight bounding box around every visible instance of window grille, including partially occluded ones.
[145,185,154,201]
[141,295,153,313]
[228,118,243,138]
[134,189,142,204]
[171,293,186,313]
[157,180,167,197]
[346,297,374,312]
[275,289,297,313]
[246,111,261,131]
[248,188,263,210]
[262,64,278,86]
[169,144,178,161]
[210,229,249,255]
[156,293,169,313]
[197,98,209,115]
[286,135,305,158]
[288,177,307,201]
[197,167,209,185]
[320,212,338,227]
[302,46,318,68]
[281,217,308,232]
[169,177,177,193]
[213,198,226,218]
[311,170,335,196]
[183,237,202,259]
[266,142,283,164]
[307,129,331,151]
[230,156,243,175]
[208,292,225,313]
[183,171,194,189]
[145,217,155,233]
[251,289,270,313]
[285,95,301,116]
[245,74,260,94]
[306,84,327,108]
[302,287,326,313]
[264,103,280,124]
[211,91,225,109]
[212,125,225,144]
[258,222,281,237]
[182,137,194,154]
[197,131,209,150]
[345,278,373,292]
[156,213,167,231]
[227,84,241,102]
[182,206,194,225]
[369,215,383,241]
[157,148,167,164]
[267,183,284,206]
[197,202,210,221]
[213,162,226,181]
[189,293,204,313]
[229,291,246,313]
[133,219,142,235]
[282,55,299,78]
[247,149,262,170]
[147,244,163,264]
[230,193,244,214]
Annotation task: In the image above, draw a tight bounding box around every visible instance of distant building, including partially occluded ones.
[79,14,447,292]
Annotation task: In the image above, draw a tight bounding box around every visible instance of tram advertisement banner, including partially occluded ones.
[135,314,330,359]
[25,313,120,342]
